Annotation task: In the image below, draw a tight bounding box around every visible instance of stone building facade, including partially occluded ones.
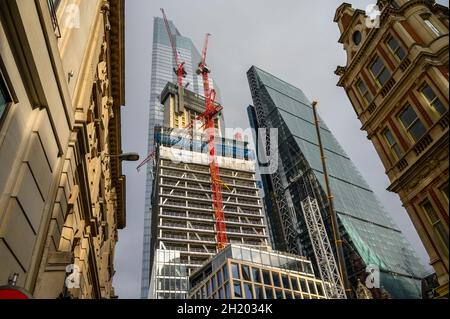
[0,0,125,298]
[334,0,448,297]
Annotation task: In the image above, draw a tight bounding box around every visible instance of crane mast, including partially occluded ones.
[196,33,228,250]
[160,8,186,87]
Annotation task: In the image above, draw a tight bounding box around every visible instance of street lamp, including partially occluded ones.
[105,152,140,162]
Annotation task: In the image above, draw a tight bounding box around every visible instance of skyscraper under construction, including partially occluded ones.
[247,65,425,299]
[141,16,221,298]
[148,83,269,299]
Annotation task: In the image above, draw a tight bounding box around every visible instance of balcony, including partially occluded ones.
[413,134,433,156]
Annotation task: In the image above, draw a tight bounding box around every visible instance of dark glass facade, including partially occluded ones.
[247,66,425,299]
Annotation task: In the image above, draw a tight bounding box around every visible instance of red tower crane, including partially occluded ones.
[196,33,228,250]
[137,32,228,251]
[160,8,186,87]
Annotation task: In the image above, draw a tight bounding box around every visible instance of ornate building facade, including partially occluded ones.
[334,0,448,297]
[0,0,125,298]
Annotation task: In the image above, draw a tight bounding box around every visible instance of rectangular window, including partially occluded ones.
[1,71,12,123]
[275,289,284,299]
[233,282,243,298]
[262,270,271,285]
[370,56,391,87]
[423,18,442,36]
[290,277,299,291]
[386,35,407,61]
[399,105,427,142]
[281,274,290,289]
[254,285,264,299]
[383,128,403,159]
[356,78,373,104]
[421,199,449,250]
[251,267,262,283]
[264,287,274,299]
[421,84,447,115]
[231,263,240,280]
[244,283,253,299]
[241,265,251,281]
[272,272,281,288]
[440,183,449,203]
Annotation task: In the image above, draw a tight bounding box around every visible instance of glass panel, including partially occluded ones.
[290,277,299,291]
[440,183,449,202]
[261,252,270,265]
[299,279,308,292]
[272,272,281,287]
[422,84,436,101]
[357,79,367,95]
[270,254,280,268]
[251,249,262,264]
[225,283,230,299]
[436,222,449,249]
[265,287,274,299]
[234,282,243,298]
[212,275,217,292]
[263,270,271,285]
[0,75,10,119]
[409,121,426,142]
[217,270,223,286]
[397,47,406,60]
[384,129,396,146]
[244,283,253,299]
[285,290,294,299]
[378,68,391,86]
[400,105,417,127]
[294,293,302,299]
[370,57,383,76]
[281,274,290,289]
[421,200,439,223]
[206,280,211,296]
[251,267,262,283]
[388,37,398,51]
[231,263,240,280]
[432,99,446,115]
[242,265,251,281]
[219,287,224,299]
[316,282,324,296]
[308,281,317,294]
[275,289,284,299]
[255,285,264,299]
[223,265,229,282]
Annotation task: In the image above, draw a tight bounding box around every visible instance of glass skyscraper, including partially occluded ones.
[247,66,426,299]
[141,16,221,298]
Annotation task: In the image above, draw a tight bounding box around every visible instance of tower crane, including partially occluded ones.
[160,8,186,87]
[195,33,228,250]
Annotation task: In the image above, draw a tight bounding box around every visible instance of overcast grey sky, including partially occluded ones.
[115,0,449,298]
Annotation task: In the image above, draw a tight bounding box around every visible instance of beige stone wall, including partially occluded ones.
[0,0,125,299]
[334,0,448,297]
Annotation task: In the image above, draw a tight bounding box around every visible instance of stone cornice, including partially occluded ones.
[336,0,447,87]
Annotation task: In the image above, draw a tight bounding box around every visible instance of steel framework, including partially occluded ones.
[247,70,300,255]
[301,196,347,299]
